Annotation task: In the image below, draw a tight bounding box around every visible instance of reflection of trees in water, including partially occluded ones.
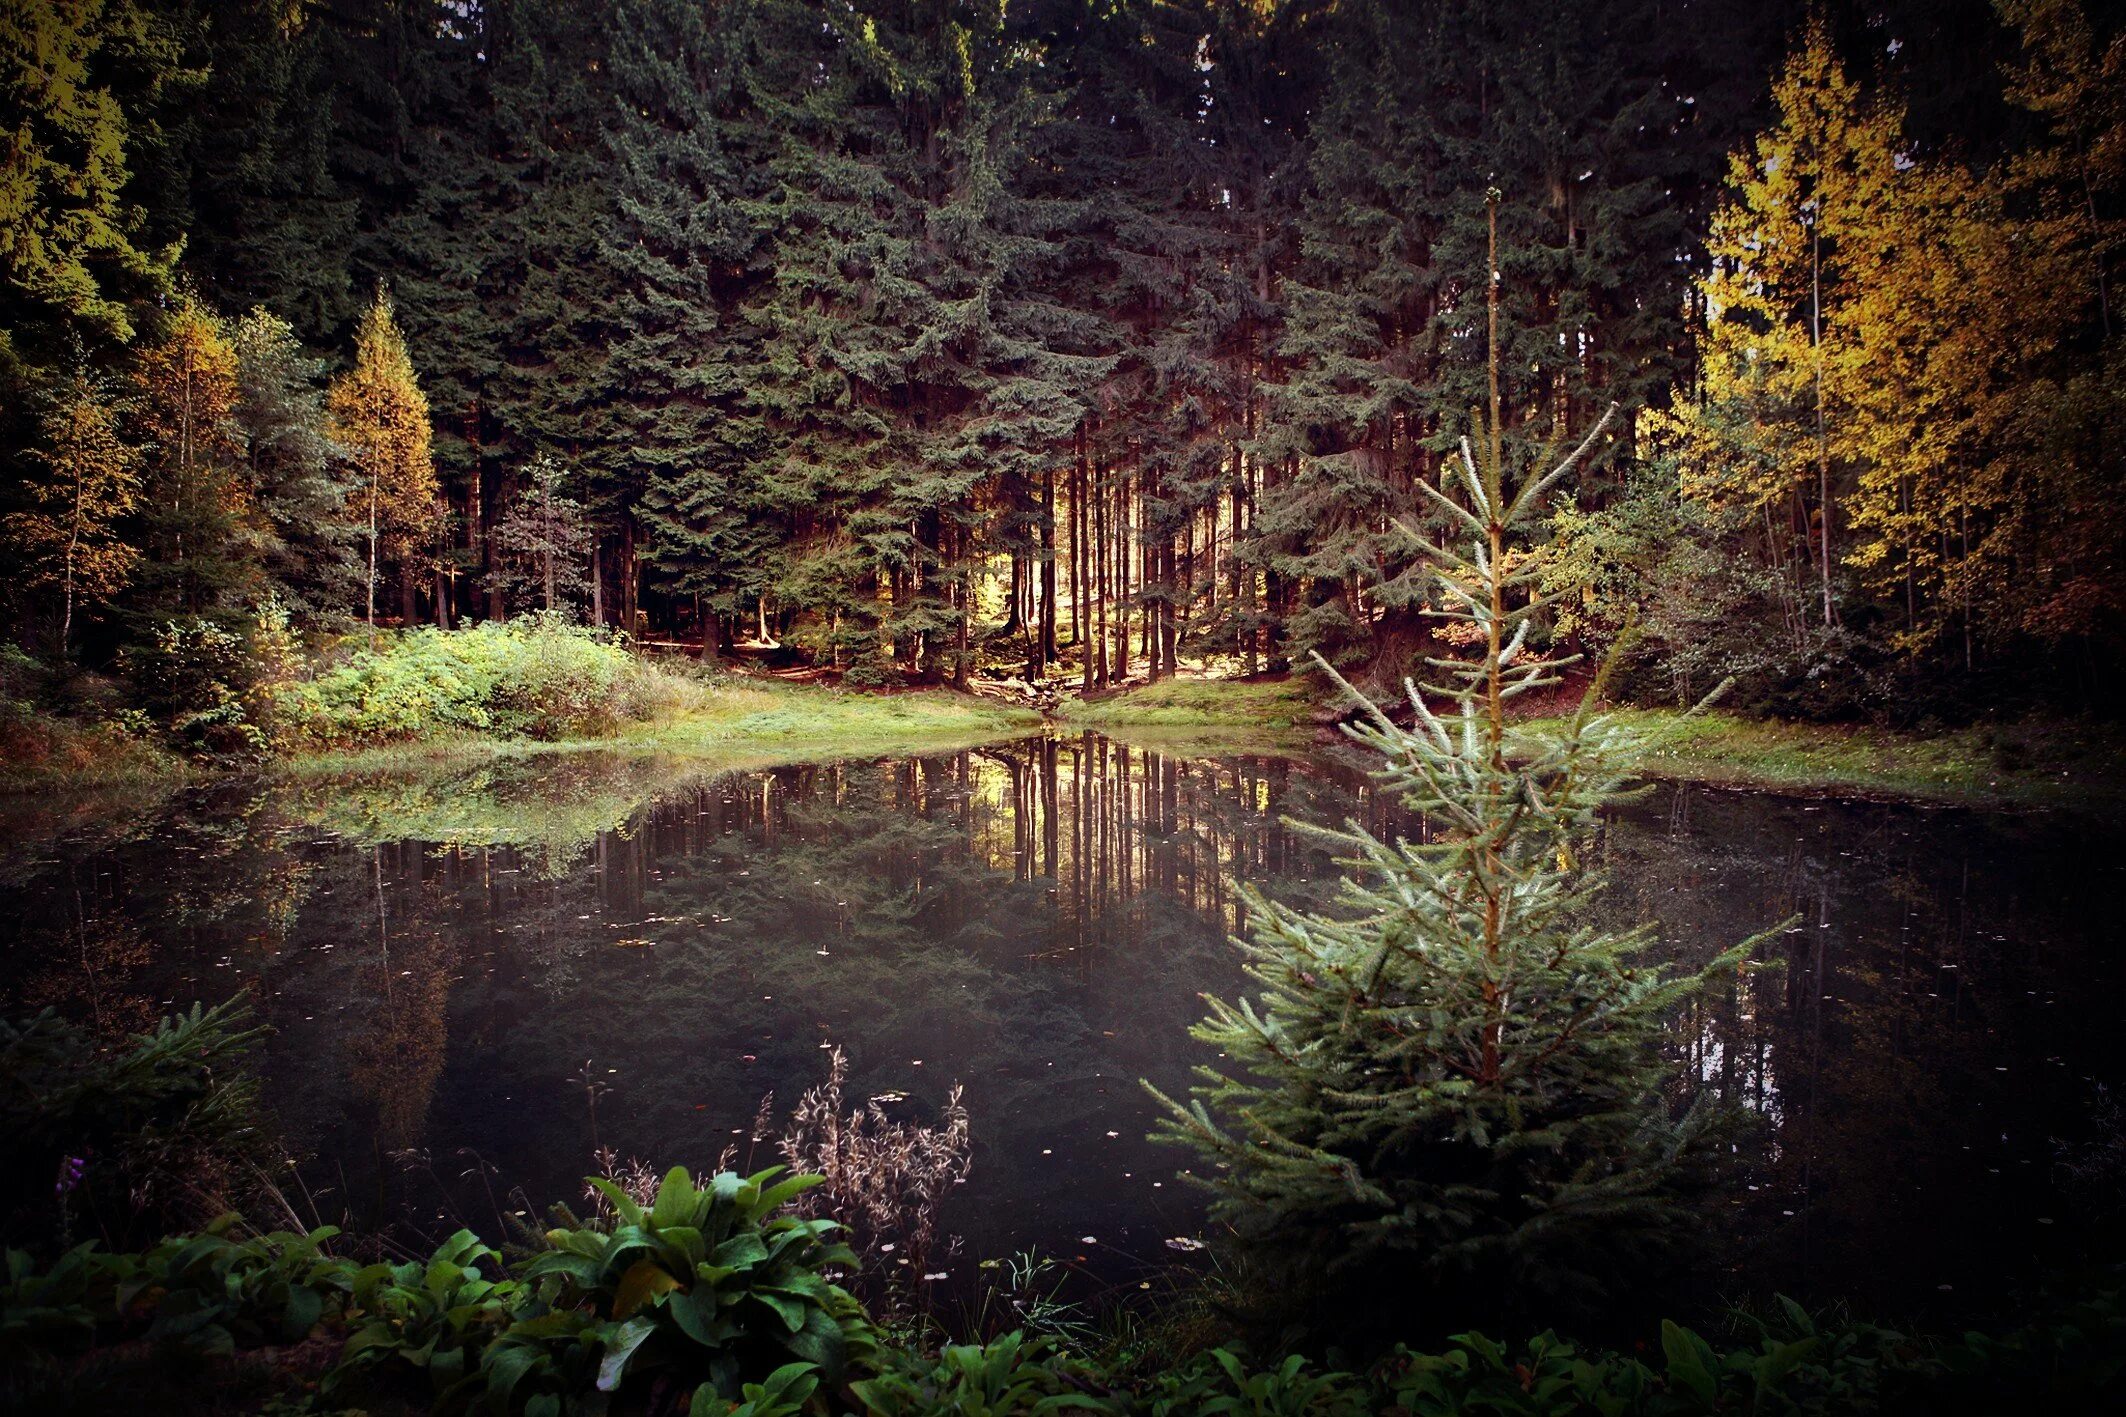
[344,846,456,1155]
[1606,785,2122,1309]
[2,747,2117,1310]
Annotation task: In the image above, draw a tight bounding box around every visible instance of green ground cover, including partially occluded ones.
[1067,677,2125,808]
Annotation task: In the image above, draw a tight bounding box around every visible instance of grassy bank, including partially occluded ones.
[1501,707,2124,808]
[12,632,2121,809]
[0,705,190,793]
[2,618,1044,795]
[1054,675,1315,730]
[1056,676,2126,808]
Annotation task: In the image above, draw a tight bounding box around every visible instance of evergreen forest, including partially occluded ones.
[5,0,2121,723]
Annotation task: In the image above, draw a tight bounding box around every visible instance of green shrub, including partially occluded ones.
[326,1166,881,1415]
[270,614,676,747]
[107,1219,354,1357]
[329,1229,546,1411]
[118,616,273,758]
[841,652,904,690]
[1149,1348,1364,1416]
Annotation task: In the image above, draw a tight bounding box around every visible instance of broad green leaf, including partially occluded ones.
[597,1315,659,1393]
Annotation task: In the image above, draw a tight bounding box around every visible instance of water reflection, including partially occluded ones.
[1,734,2118,1322]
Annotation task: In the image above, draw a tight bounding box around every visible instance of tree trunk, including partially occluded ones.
[590,539,603,627]
[1812,220,1834,629]
[467,398,485,623]
[366,468,379,628]
[1041,462,1058,670]
[1093,456,1109,689]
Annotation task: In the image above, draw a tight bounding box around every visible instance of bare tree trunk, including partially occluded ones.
[590,539,603,627]
[1093,457,1109,689]
[1812,220,1834,629]
[366,468,379,628]
[434,513,451,628]
[1114,467,1131,682]
[466,399,484,623]
[1040,461,1057,670]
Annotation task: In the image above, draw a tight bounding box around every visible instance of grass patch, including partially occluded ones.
[1517,708,2126,808]
[1054,675,1316,730]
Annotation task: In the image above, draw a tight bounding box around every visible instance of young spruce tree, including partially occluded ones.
[1150,195,1771,1321]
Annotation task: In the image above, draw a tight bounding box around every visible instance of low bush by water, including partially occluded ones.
[269,615,690,748]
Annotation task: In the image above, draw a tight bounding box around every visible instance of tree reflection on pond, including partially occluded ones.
[2,734,2118,1327]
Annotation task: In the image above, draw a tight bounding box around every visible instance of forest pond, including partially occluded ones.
[4,733,2121,1326]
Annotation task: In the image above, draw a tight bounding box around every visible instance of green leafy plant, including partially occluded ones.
[1148,1348,1364,1417]
[522,1165,880,1408]
[852,1331,1116,1416]
[330,1229,530,1407]
[107,1218,354,1357]
[0,1241,105,1362]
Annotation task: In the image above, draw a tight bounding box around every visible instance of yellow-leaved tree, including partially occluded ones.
[1836,146,2080,662]
[3,371,143,652]
[131,294,255,615]
[1667,11,2109,668]
[1665,18,1904,634]
[326,289,437,626]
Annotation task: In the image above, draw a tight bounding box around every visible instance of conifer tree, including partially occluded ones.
[492,451,590,613]
[1245,0,1760,687]
[231,306,359,617]
[326,288,436,626]
[158,0,356,341]
[1150,196,1766,1319]
[4,368,143,653]
[600,0,786,643]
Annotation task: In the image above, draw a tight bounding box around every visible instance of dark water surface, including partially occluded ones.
[3,733,2120,1325]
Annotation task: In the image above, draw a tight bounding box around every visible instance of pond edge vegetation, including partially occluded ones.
[7,625,2119,812]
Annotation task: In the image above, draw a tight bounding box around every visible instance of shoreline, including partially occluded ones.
[6,672,2120,812]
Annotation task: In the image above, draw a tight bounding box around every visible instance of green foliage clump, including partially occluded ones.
[3,1165,880,1415]
[269,615,682,747]
[2,1220,351,1375]
[3,1221,2122,1414]
[853,1331,1107,1415]
[118,616,275,758]
[521,1166,880,1405]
